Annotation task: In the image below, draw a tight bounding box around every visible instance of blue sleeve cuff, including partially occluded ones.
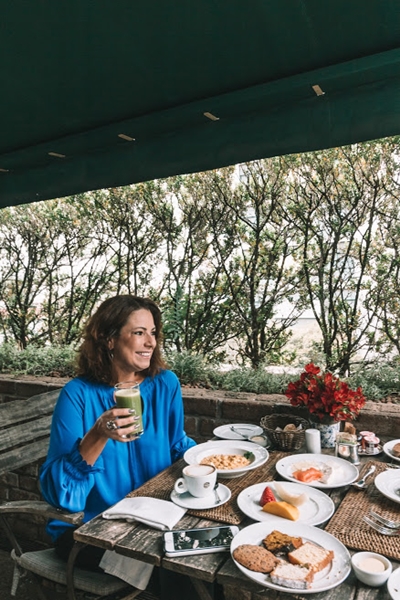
[64,438,105,478]
[171,435,196,462]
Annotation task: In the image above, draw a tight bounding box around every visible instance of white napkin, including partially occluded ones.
[102,497,187,530]
[99,551,154,590]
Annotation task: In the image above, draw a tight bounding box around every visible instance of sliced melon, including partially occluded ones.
[274,482,308,507]
[261,500,300,521]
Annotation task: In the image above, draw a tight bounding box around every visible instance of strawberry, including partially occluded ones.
[259,485,276,507]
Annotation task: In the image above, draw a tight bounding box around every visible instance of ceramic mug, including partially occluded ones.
[174,464,217,498]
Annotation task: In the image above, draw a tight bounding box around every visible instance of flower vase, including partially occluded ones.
[311,420,341,449]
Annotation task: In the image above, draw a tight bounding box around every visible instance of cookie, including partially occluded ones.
[233,544,279,573]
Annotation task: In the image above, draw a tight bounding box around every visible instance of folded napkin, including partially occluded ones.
[102,497,187,530]
[99,551,154,590]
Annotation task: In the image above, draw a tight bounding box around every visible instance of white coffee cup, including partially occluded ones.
[305,428,321,454]
[174,464,217,498]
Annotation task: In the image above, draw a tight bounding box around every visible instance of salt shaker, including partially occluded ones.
[305,429,321,454]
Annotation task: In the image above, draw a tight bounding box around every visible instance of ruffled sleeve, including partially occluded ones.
[40,438,105,513]
[170,434,196,462]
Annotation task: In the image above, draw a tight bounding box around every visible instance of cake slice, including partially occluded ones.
[288,542,334,573]
[269,561,314,589]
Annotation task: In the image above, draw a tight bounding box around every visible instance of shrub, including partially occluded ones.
[165,351,213,387]
[348,362,400,400]
[0,343,76,377]
[0,344,398,402]
[211,368,293,394]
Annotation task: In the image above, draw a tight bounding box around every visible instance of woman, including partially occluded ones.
[40,295,196,566]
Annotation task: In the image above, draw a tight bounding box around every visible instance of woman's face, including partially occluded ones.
[109,308,157,377]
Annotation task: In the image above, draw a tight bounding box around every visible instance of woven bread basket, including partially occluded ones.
[260,413,309,451]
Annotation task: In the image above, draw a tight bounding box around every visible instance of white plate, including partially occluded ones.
[183,440,269,479]
[213,423,263,441]
[230,519,351,593]
[170,483,231,509]
[275,453,359,488]
[374,470,400,504]
[388,567,400,600]
[383,439,400,463]
[237,481,335,526]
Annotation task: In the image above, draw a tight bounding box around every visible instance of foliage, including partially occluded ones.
[0,137,400,372]
[281,140,400,376]
[0,343,76,377]
[158,171,239,356]
[89,184,167,296]
[165,350,213,386]
[348,362,400,400]
[0,343,399,403]
[207,159,305,368]
[0,203,59,347]
[286,362,366,422]
[211,367,294,394]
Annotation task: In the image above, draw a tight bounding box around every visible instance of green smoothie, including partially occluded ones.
[115,387,143,437]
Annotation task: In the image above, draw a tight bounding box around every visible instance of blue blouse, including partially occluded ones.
[39,370,196,540]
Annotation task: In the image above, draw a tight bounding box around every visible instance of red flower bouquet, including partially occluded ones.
[285,363,366,422]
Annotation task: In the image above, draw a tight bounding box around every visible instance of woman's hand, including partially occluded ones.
[79,408,141,465]
[98,408,141,441]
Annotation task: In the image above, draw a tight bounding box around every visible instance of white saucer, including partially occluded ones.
[170,484,231,509]
[213,423,263,440]
[388,567,400,600]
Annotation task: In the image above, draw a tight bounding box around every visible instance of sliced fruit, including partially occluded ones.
[262,500,300,521]
[259,485,276,507]
[273,481,308,506]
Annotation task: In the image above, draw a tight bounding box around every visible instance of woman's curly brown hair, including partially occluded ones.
[77,295,167,384]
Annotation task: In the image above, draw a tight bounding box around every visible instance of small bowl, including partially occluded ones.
[248,434,270,447]
[351,552,392,587]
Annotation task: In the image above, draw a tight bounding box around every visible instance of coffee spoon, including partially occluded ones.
[213,482,222,504]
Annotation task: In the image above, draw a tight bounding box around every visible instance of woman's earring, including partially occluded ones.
[109,350,114,360]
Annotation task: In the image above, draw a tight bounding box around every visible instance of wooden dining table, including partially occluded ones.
[73,439,400,600]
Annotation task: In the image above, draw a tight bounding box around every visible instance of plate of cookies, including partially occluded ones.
[383,439,400,463]
[237,481,335,526]
[231,518,351,593]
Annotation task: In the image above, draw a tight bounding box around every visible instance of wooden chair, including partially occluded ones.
[0,390,144,600]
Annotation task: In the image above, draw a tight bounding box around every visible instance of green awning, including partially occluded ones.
[1,1,400,208]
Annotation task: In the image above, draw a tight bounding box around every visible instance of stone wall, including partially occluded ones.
[1,374,399,547]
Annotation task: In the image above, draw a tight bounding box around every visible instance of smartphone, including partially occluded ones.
[163,525,239,557]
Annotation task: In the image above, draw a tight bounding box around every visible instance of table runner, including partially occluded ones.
[127,451,287,525]
[325,460,400,560]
